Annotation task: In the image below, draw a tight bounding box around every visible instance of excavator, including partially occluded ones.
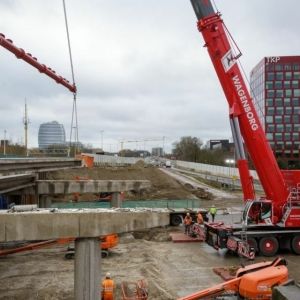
[188,0,300,259]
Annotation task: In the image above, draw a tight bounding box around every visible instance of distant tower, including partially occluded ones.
[23,99,29,156]
[38,121,66,150]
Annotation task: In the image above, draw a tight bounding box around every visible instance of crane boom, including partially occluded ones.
[190,0,289,219]
[0,33,76,93]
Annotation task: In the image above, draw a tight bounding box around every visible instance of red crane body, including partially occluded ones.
[0,33,76,93]
[190,0,300,257]
[191,0,289,220]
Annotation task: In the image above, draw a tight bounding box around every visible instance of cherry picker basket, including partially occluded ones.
[121,279,148,300]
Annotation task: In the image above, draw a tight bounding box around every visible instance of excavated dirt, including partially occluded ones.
[46,163,213,201]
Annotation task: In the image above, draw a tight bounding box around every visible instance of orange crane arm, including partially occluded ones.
[0,33,76,93]
[177,277,240,300]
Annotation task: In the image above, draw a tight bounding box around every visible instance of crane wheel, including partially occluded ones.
[65,252,75,259]
[259,237,279,257]
[247,237,258,253]
[101,250,109,258]
[291,235,300,254]
[170,214,183,226]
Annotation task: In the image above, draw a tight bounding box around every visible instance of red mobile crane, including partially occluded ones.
[190,0,300,257]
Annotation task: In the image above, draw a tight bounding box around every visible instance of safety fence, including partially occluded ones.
[83,154,143,166]
[174,160,259,181]
[83,153,259,182]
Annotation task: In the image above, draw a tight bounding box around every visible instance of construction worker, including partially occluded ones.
[197,211,204,224]
[184,212,193,235]
[101,272,115,300]
[209,205,217,222]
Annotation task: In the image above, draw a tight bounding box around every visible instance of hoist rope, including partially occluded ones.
[62,0,79,156]
[63,0,76,87]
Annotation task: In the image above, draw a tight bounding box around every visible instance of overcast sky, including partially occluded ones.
[0,0,299,153]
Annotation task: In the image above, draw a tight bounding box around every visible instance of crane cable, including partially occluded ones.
[62,0,79,156]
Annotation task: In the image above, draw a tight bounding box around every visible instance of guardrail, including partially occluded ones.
[86,154,143,166]
[174,160,259,181]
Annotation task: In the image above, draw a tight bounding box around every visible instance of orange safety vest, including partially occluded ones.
[102,279,114,300]
[184,216,192,225]
[197,213,203,224]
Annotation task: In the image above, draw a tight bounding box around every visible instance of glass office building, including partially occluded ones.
[38,121,66,149]
[250,56,300,165]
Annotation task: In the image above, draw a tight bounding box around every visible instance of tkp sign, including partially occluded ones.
[266,56,280,64]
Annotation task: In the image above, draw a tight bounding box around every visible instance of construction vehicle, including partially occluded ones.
[0,234,118,259]
[179,257,289,299]
[190,0,300,258]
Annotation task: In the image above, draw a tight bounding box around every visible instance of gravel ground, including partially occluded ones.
[1,224,300,300]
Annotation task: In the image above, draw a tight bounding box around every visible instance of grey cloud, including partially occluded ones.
[0,0,299,151]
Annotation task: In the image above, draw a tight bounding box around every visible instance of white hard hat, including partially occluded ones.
[106,272,111,278]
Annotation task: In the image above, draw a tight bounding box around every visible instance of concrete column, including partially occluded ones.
[111,192,122,208]
[38,195,52,208]
[74,238,101,300]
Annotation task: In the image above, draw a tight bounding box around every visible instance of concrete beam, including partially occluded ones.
[37,180,150,195]
[0,159,81,174]
[0,174,36,193]
[0,209,169,242]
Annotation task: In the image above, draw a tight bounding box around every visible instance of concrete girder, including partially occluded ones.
[0,209,169,242]
[37,180,150,195]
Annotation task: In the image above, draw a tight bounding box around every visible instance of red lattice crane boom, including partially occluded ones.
[0,33,76,93]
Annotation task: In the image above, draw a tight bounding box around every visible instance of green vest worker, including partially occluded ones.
[209,205,217,222]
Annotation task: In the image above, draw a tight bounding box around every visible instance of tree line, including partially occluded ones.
[172,136,233,166]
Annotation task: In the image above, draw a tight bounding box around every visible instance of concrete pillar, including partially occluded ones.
[111,192,122,208]
[74,238,101,300]
[38,195,52,208]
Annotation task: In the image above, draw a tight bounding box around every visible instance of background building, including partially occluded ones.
[152,147,164,157]
[208,139,231,151]
[250,56,300,167]
[38,121,66,150]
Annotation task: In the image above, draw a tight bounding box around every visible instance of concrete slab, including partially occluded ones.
[0,209,169,242]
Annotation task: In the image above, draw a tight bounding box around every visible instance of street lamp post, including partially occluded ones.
[100,130,104,151]
[3,130,6,156]
[225,158,235,190]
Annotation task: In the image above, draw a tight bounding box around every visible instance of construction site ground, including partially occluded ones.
[1,165,299,299]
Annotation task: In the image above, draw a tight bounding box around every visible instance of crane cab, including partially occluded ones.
[243,200,273,226]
